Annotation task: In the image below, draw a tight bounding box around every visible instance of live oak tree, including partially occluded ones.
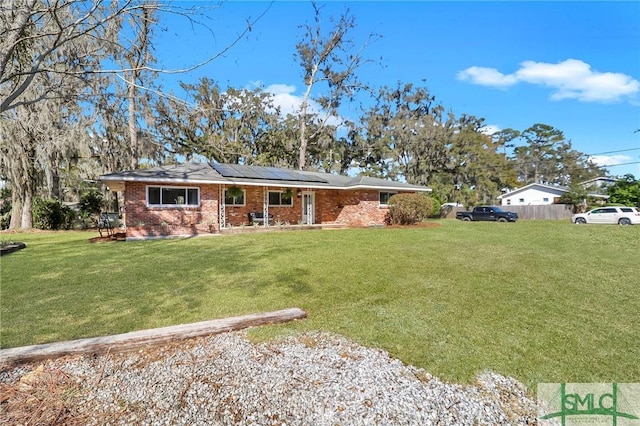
[0,0,151,228]
[88,84,158,214]
[1,0,104,228]
[0,0,243,114]
[0,87,90,229]
[1,0,132,114]
[261,112,339,171]
[358,83,454,184]
[356,83,517,205]
[442,115,511,206]
[1,0,261,228]
[153,78,283,165]
[153,78,341,170]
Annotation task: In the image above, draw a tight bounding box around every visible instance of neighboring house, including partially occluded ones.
[497,183,567,206]
[99,162,431,239]
[497,181,610,206]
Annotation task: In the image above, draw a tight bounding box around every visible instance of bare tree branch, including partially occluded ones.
[1,0,271,114]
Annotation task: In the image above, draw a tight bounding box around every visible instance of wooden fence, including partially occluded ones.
[440,204,574,220]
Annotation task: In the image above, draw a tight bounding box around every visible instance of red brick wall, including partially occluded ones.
[315,189,389,226]
[224,187,389,227]
[124,182,219,238]
[223,187,302,226]
[124,182,395,237]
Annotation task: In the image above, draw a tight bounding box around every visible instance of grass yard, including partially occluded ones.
[1,220,638,390]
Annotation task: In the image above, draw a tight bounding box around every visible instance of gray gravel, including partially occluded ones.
[1,331,538,425]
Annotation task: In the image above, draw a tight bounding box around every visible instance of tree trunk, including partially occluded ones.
[44,153,61,199]
[128,79,139,169]
[8,191,22,230]
[298,117,308,170]
[21,190,33,229]
[297,85,313,171]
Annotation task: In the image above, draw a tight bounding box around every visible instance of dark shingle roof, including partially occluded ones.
[100,162,431,192]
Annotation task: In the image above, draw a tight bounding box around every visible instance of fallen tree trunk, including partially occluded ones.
[0,308,307,368]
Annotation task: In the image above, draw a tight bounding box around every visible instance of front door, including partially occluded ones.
[302,192,315,225]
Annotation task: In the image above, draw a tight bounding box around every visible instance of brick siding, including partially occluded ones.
[124,182,394,238]
[124,182,219,239]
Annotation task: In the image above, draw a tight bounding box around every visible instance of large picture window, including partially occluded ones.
[379,191,396,206]
[147,186,199,207]
[268,191,293,206]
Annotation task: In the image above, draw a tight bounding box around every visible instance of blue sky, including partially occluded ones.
[152,1,640,177]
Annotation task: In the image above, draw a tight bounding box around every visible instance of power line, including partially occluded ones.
[588,147,640,156]
[599,161,640,168]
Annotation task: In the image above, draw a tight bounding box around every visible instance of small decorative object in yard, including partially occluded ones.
[0,240,26,256]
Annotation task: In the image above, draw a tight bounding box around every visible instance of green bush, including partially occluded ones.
[79,191,104,227]
[79,191,104,216]
[608,174,640,207]
[33,198,75,230]
[386,193,434,225]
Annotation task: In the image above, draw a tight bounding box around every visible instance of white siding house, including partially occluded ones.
[497,183,566,206]
[497,180,611,206]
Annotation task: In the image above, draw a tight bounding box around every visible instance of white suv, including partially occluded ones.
[572,206,640,225]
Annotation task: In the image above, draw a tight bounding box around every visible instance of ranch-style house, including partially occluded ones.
[99,162,432,239]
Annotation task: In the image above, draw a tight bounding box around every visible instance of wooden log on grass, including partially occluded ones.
[0,308,307,368]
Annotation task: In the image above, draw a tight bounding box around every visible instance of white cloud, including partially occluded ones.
[262,83,343,127]
[588,154,632,167]
[456,67,516,88]
[246,81,303,115]
[264,84,304,116]
[265,83,296,95]
[246,81,346,127]
[457,59,640,103]
[479,124,501,135]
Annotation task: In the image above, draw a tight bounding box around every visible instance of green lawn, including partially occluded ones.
[1,220,638,390]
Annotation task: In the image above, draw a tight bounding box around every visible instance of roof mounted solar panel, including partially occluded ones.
[271,170,292,180]
[211,162,328,183]
[211,162,243,177]
[254,168,273,179]
[237,166,261,179]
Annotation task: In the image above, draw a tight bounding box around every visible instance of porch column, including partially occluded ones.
[219,185,226,229]
[263,187,269,227]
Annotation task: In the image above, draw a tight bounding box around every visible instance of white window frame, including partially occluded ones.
[146,185,200,207]
[224,189,246,206]
[379,191,397,206]
[268,191,293,207]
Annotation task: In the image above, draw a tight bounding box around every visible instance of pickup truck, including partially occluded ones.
[456,206,518,222]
